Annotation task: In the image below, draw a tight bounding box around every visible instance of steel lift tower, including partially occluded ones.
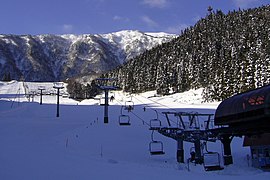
[53,82,64,117]
[96,78,119,124]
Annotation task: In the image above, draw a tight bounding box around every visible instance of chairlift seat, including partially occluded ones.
[124,100,134,110]
[119,114,131,126]
[203,152,224,171]
[149,141,165,155]
[150,119,162,128]
[119,122,131,126]
[150,151,165,155]
[204,165,224,171]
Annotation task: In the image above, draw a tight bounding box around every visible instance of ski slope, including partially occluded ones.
[0,81,269,180]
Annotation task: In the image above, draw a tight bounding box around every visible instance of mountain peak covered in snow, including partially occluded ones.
[0,30,176,81]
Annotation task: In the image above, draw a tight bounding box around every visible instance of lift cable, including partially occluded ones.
[132,95,179,126]
[114,98,150,127]
[133,94,179,112]
[114,93,167,155]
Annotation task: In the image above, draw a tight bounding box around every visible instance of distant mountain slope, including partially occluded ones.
[0,30,175,81]
[105,5,270,101]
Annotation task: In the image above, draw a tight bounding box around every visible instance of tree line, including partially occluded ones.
[67,5,270,102]
[102,5,270,101]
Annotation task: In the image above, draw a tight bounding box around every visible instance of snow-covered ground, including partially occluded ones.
[0,81,269,180]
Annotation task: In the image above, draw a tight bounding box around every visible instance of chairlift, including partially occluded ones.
[99,96,106,106]
[124,100,134,111]
[150,110,162,128]
[119,106,131,126]
[203,152,224,171]
[149,141,165,155]
[119,114,131,126]
[149,130,165,155]
[150,119,162,128]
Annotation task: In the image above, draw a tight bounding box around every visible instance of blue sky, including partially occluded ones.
[0,0,269,35]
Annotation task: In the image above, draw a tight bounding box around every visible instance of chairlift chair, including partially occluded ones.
[150,119,162,128]
[149,129,165,155]
[119,114,131,126]
[124,100,134,111]
[203,152,224,171]
[119,106,131,126]
[150,110,162,129]
[149,141,165,155]
[99,96,106,106]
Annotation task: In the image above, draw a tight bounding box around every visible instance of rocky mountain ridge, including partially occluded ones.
[0,30,175,81]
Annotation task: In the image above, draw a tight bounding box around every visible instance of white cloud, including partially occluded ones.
[61,24,74,33]
[142,0,168,8]
[233,0,259,9]
[113,16,130,22]
[141,16,158,27]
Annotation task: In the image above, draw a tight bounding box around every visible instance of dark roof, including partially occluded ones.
[243,133,270,146]
[215,85,270,125]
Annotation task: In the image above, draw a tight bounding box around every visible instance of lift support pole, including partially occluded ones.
[177,139,184,163]
[38,86,45,105]
[104,89,109,124]
[53,83,64,118]
[96,78,118,124]
[221,135,233,165]
[194,140,203,164]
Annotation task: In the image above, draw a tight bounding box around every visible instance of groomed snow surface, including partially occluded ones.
[0,81,269,180]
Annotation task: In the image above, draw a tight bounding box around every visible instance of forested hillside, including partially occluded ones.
[104,5,270,101]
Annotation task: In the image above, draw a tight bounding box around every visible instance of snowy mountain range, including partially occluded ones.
[0,30,175,81]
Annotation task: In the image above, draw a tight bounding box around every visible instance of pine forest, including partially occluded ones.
[67,5,270,102]
[100,5,270,102]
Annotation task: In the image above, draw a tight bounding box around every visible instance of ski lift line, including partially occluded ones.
[133,95,179,112]
[116,94,176,127]
[132,95,180,124]
[114,98,150,127]
[132,95,180,126]
[122,95,179,127]
[130,111,150,127]
[132,95,171,118]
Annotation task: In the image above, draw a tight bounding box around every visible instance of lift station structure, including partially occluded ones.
[149,85,270,170]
